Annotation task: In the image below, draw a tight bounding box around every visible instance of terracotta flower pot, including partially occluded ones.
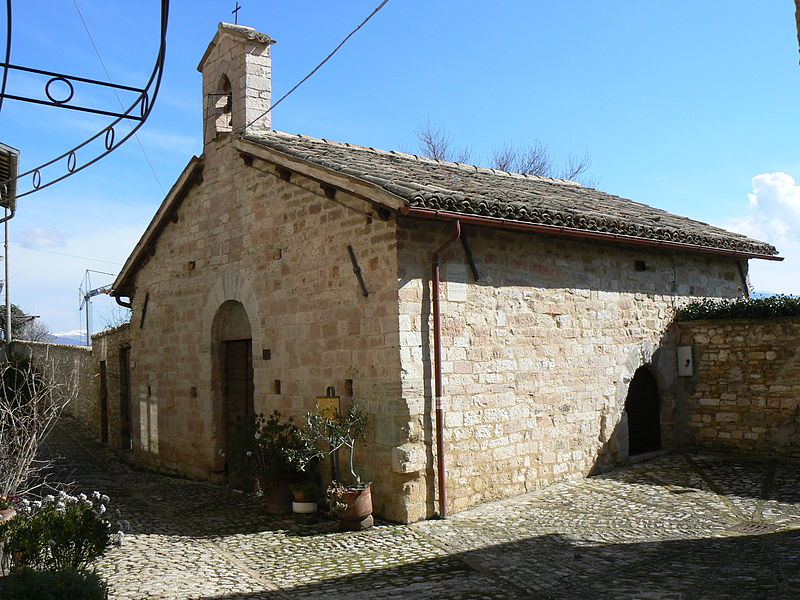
[337,485,372,521]
[292,489,314,503]
[0,508,15,523]
[260,473,297,514]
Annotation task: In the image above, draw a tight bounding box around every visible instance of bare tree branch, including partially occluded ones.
[417,121,472,163]
[100,307,132,332]
[559,151,592,182]
[492,141,553,176]
[490,144,516,172]
[417,121,597,184]
[0,353,77,498]
[19,320,54,343]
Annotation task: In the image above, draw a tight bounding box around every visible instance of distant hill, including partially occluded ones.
[51,330,88,346]
[750,291,798,299]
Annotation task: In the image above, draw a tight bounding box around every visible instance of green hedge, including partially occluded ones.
[0,568,107,600]
[675,295,800,321]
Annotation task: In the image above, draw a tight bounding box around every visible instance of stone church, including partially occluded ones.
[96,23,779,523]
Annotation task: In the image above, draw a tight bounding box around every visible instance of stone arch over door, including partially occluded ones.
[625,366,662,455]
[211,300,253,478]
[204,271,262,475]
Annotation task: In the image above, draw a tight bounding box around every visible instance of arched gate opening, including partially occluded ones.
[625,366,661,455]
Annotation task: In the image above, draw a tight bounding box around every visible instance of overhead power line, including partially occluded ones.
[9,242,122,265]
[72,0,165,193]
[240,0,390,132]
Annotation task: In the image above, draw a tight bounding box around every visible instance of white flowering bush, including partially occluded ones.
[0,491,126,573]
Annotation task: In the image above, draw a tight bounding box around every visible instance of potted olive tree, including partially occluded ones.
[302,403,371,529]
[283,429,324,520]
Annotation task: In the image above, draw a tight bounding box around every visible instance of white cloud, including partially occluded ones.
[17,225,67,249]
[8,223,142,335]
[725,172,800,295]
[52,329,86,338]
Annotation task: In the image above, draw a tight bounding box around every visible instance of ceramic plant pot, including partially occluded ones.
[337,484,372,521]
[0,508,16,522]
[292,501,318,514]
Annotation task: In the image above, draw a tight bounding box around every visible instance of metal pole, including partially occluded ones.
[4,207,10,349]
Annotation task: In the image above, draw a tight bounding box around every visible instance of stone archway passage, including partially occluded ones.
[625,367,661,455]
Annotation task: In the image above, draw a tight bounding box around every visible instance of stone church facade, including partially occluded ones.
[99,23,779,523]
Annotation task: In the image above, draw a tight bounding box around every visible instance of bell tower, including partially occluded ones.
[197,23,276,148]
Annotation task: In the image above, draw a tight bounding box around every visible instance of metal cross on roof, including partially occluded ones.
[232,2,241,24]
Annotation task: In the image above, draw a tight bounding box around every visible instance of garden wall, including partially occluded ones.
[11,340,98,438]
[676,317,800,456]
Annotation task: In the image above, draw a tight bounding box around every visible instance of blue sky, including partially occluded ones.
[1,1,799,337]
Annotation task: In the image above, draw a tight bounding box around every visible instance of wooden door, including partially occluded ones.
[119,347,132,450]
[625,367,661,455]
[99,361,109,444]
[224,339,254,443]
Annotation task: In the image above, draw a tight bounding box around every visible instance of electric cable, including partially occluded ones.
[239,0,389,133]
[10,242,122,265]
[72,0,165,193]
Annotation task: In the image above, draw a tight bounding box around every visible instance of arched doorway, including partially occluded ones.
[212,300,254,477]
[625,367,661,455]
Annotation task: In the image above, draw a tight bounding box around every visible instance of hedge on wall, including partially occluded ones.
[675,295,800,321]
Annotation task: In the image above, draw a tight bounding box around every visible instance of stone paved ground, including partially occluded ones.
[39,419,800,600]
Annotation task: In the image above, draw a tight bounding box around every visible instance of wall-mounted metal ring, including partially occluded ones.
[104,127,116,150]
[67,152,77,172]
[32,170,42,189]
[44,77,75,105]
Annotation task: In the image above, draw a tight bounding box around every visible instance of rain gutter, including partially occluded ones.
[401,207,783,262]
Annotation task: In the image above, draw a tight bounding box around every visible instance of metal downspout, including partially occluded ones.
[431,220,461,519]
[114,295,133,309]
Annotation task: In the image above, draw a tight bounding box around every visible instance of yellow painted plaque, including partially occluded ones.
[316,395,340,418]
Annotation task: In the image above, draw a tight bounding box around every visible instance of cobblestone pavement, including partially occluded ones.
[39,419,800,600]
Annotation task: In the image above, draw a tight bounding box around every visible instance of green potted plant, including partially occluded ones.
[303,403,371,528]
[225,411,297,512]
[283,429,324,519]
[225,411,323,514]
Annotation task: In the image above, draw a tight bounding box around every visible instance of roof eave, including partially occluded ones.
[233,137,407,211]
[113,156,204,297]
[401,207,783,262]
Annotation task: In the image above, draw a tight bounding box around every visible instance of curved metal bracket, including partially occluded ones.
[0,0,170,199]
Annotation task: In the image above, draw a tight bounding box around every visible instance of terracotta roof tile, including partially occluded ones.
[244,130,778,257]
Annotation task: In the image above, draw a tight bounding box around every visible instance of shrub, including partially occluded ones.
[675,295,800,322]
[0,353,77,499]
[224,411,322,493]
[0,568,107,600]
[0,491,123,573]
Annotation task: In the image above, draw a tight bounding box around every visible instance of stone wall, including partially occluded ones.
[92,324,132,450]
[676,318,800,456]
[396,217,747,519]
[122,135,406,518]
[12,341,97,436]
